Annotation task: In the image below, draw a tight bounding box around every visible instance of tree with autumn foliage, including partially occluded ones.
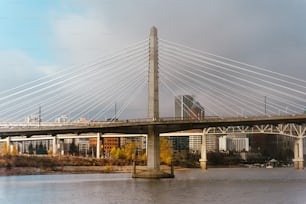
[123,141,138,161]
[11,145,18,156]
[160,138,173,165]
[110,147,126,160]
[1,142,8,155]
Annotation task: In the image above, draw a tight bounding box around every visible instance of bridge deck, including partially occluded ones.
[0,115,305,138]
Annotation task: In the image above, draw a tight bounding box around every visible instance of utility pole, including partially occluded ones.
[264,96,267,116]
[38,105,42,126]
[115,102,117,121]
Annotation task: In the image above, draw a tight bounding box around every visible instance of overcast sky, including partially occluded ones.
[0,0,305,118]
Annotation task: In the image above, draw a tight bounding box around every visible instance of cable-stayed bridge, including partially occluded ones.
[0,27,306,177]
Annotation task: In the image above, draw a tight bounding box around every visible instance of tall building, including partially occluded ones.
[175,95,194,119]
[190,102,205,120]
[175,95,205,119]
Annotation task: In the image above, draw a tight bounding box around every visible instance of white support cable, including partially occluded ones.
[0,51,149,121]
[0,39,148,97]
[108,80,147,120]
[44,58,148,121]
[159,57,265,116]
[74,64,147,120]
[160,39,306,86]
[0,57,147,121]
[159,49,306,112]
[81,64,147,118]
[158,75,197,117]
[159,46,306,103]
[0,48,149,120]
[0,46,149,113]
[0,40,149,101]
[160,63,247,117]
[160,77,222,117]
[160,63,235,117]
[90,69,147,120]
[40,54,148,121]
[160,45,306,114]
[44,67,146,121]
[160,53,303,115]
[159,53,289,115]
[160,44,306,100]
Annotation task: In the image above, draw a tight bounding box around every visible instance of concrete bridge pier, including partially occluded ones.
[96,133,101,159]
[6,136,11,154]
[133,125,173,178]
[199,129,207,170]
[147,125,160,171]
[52,135,58,156]
[293,136,304,170]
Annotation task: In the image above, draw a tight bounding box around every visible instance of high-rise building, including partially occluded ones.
[190,102,205,120]
[175,95,194,119]
[175,95,205,119]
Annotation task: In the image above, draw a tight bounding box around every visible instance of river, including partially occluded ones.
[1,168,306,204]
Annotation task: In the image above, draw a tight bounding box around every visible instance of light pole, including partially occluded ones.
[264,96,267,116]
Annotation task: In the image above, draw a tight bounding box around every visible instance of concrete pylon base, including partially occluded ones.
[293,160,304,170]
[199,159,207,170]
[132,169,174,179]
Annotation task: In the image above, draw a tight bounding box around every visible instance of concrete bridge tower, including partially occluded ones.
[133,26,173,178]
[147,26,160,172]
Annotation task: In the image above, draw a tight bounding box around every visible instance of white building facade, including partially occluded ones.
[219,135,249,152]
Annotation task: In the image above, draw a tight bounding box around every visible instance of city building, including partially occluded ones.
[103,137,120,157]
[219,135,249,152]
[189,135,201,154]
[168,136,189,153]
[25,114,40,123]
[190,102,205,119]
[174,95,194,119]
[175,95,205,120]
[207,134,218,152]
[120,136,146,153]
[78,139,90,156]
[249,134,294,160]
[55,115,70,123]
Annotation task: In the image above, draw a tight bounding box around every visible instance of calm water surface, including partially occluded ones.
[1,168,306,204]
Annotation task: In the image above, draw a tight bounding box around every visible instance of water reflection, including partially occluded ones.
[1,168,306,204]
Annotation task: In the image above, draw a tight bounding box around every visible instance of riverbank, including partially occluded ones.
[0,165,181,176]
[0,155,178,176]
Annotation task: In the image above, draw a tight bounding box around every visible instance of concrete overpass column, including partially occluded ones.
[6,137,11,154]
[22,141,25,154]
[293,136,304,170]
[298,136,304,169]
[147,125,160,171]
[199,129,207,170]
[96,133,101,159]
[52,135,58,156]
